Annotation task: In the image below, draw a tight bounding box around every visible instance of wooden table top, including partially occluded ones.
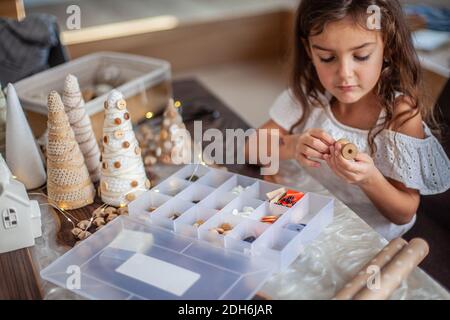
[0,78,262,299]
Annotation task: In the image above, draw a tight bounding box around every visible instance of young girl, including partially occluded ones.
[248,0,450,240]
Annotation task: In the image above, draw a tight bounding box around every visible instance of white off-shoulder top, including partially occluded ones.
[270,89,450,240]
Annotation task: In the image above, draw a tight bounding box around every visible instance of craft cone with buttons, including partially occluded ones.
[157,98,187,164]
[100,90,150,207]
[62,74,101,182]
[46,91,95,210]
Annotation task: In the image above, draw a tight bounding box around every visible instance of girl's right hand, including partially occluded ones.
[294,128,335,168]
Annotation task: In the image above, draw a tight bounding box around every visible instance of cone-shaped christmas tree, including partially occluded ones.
[5,84,46,189]
[100,90,150,207]
[0,85,6,157]
[158,98,187,164]
[62,74,101,182]
[47,91,95,210]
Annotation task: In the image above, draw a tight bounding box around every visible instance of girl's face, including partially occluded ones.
[308,17,384,104]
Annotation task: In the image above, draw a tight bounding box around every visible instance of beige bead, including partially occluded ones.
[106,213,118,222]
[71,227,83,237]
[135,147,142,155]
[93,207,106,218]
[77,220,90,230]
[160,129,168,140]
[104,207,117,215]
[93,217,105,227]
[117,207,129,215]
[126,193,136,201]
[101,181,108,191]
[145,179,151,189]
[78,230,92,240]
[103,101,108,109]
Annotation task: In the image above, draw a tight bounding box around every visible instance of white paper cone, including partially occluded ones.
[5,83,46,190]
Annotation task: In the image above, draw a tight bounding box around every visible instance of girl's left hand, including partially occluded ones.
[323,143,378,186]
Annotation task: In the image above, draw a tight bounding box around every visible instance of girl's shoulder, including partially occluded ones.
[375,96,450,195]
[387,94,425,139]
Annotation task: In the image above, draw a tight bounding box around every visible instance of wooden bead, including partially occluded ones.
[114,161,121,168]
[102,162,108,169]
[135,147,141,155]
[126,193,136,201]
[93,217,105,227]
[71,227,82,237]
[106,214,118,222]
[145,179,151,189]
[104,207,117,215]
[122,141,130,149]
[77,220,90,230]
[130,180,138,188]
[117,207,129,215]
[124,112,130,120]
[104,101,108,109]
[114,118,122,125]
[78,231,92,240]
[103,136,108,144]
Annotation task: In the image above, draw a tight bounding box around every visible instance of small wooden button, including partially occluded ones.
[122,141,130,149]
[124,112,130,120]
[117,99,126,110]
[114,118,122,125]
[135,147,141,155]
[103,136,108,144]
[114,161,121,169]
[131,180,138,188]
[114,130,124,139]
[126,193,135,201]
[102,162,108,169]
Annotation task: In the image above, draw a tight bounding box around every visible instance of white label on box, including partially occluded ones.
[116,253,200,296]
[108,229,154,253]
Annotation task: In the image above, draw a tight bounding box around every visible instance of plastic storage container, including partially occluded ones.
[14,52,171,140]
[41,164,334,300]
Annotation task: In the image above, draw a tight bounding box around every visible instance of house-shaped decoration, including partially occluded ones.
[0,154,42,254]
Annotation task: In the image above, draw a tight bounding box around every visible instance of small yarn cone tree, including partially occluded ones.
[100,90,150,207]
[158,98,187,164]
[47,91,95,210]
[62,74,101,182]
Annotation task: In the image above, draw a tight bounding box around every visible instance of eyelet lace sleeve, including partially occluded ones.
[375,125,450,195]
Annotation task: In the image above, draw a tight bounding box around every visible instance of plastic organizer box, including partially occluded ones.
[41,164,334,300]
[14,51,171,140]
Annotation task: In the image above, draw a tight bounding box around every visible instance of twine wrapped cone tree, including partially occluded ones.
[5,83,46,189]
[158,98,188,164]
[100,90,150,207]
[62,74,101,182]
[47,91,95,210]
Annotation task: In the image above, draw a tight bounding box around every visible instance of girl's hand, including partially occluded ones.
[295,129,335,168]
[323,143,378,185]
